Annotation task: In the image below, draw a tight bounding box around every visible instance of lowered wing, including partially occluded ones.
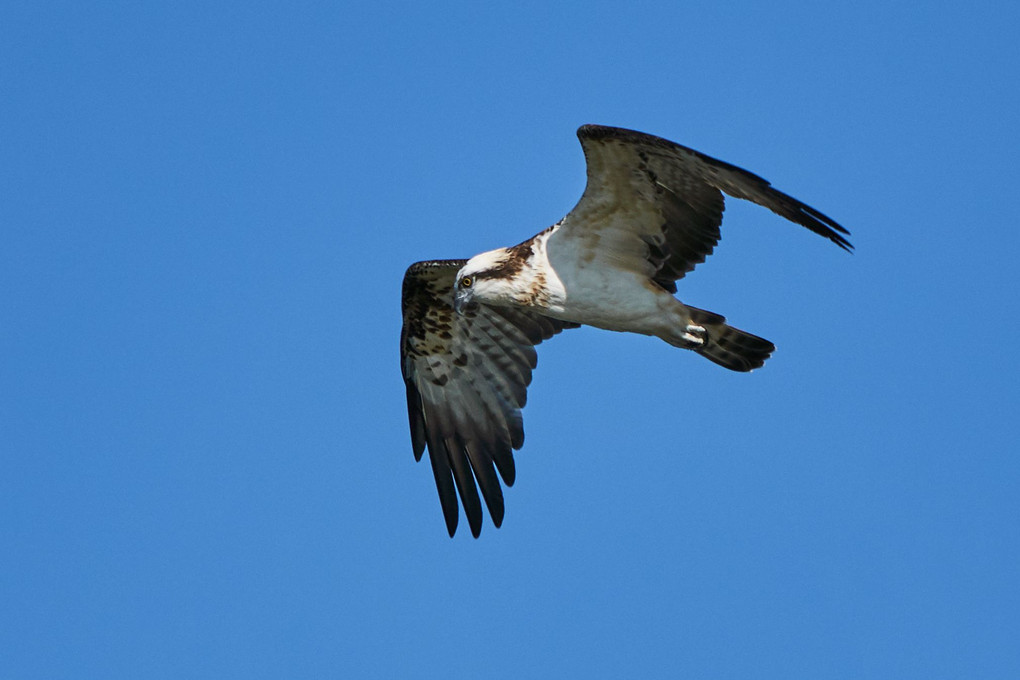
[400,259,577,537]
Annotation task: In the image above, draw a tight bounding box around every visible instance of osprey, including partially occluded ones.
[401,125,851,537]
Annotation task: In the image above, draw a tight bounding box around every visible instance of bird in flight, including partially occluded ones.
[400,124,851,537]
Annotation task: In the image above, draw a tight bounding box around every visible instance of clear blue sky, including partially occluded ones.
[3,1,1018,678]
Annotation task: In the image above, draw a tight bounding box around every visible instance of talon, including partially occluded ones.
[681,323,707,346]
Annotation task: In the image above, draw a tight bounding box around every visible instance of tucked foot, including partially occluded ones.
[680,323,707,347]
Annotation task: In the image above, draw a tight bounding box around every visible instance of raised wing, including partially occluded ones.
[552,125,851,292]
[401,260,577,537]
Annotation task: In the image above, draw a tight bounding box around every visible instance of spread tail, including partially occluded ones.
[686,305,775,372]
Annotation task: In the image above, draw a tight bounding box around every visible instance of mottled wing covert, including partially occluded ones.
[400,260,577,537]
[554,125,851,292]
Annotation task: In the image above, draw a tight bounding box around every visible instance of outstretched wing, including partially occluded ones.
[400,260,577,537]
[551,125,851,292]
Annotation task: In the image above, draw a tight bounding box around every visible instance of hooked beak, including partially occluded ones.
[454,288,477,315]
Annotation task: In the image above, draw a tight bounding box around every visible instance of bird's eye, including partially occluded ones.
[460,276,473,288]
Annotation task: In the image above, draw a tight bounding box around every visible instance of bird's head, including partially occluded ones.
[453,248,517,314]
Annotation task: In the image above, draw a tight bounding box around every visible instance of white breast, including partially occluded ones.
[535,223,679,335]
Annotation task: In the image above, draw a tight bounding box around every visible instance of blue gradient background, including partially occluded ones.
[3,2,1018,678]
